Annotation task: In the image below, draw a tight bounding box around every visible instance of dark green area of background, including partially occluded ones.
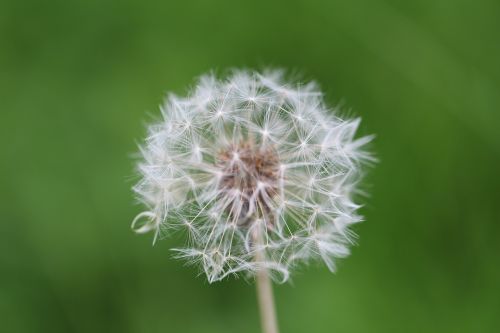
[1,0,499,332]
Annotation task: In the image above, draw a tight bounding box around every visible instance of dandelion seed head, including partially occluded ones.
[132,69,374,282]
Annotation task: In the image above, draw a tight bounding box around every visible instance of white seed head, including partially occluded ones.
[132,69,374,283]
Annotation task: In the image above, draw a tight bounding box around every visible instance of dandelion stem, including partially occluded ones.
[255,230,279,333]
[256,266,279,333]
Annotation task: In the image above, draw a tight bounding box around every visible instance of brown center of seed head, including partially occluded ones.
[217,141,280,225]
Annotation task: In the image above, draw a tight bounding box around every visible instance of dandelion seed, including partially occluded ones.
[133,69,373,281]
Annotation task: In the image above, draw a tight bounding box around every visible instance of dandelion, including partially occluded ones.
[132,69,374,333]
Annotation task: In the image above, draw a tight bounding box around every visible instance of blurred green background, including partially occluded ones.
[1,0,499,332]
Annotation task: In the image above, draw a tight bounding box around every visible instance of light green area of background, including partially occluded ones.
[1,0,499,332]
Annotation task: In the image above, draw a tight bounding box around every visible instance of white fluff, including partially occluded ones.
[132,69,374,283]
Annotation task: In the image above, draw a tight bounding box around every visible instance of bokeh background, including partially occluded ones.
[1,0,499,332]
